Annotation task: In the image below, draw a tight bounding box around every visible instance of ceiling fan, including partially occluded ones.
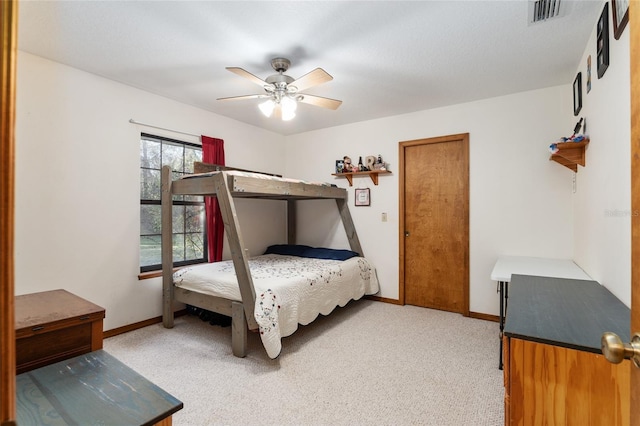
[217,57,342,121]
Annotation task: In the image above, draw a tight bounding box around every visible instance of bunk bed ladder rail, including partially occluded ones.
[212,172,259,331]
[335,198,364,256]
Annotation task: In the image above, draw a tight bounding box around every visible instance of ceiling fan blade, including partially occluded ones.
[226,67,267,87]
[217,94,267,101]
[298,94,342,110]
[292,68,333,91]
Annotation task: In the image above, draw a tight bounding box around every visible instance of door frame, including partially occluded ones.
[398,133,470,316]
[0,0,17,423]
[629,1,639,422]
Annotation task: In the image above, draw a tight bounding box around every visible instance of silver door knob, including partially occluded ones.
[601,332,640,368]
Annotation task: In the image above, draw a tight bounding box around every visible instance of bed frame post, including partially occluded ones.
[287,200,296,244]
[161,166,175,328]
[213,173,259,330]
[335,198,364,256]
[231,301,247,357]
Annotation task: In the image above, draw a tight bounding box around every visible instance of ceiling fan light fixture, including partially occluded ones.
[282,109,296,121]
[281,96,297,112]
[281,96,297,121]
[258,99,275,117]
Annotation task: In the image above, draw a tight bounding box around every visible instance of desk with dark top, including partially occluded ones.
[504,274,630,352]
[502,274,630,425]
[17,350,183,426]
[490,256,591,369]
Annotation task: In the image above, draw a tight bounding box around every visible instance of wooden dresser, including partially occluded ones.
[15,289,105,374]
[503,274,631,425]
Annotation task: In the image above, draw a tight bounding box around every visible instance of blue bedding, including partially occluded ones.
[264,244,360,261]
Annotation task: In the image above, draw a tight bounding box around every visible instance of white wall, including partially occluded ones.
[285,85,574,315]
[15,0,631,328]
[15,51,287,330]
[284,0,633,314]
[572,0,631,306]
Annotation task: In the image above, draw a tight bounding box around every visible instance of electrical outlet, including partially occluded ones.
[381,212,388,222]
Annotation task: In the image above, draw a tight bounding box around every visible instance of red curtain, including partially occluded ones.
[201,136,225,262]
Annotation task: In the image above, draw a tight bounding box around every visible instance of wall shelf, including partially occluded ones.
[550,139,590,172]
[331,170,391,186]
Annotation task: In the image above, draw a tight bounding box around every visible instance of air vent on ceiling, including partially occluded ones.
[529,0,564,24]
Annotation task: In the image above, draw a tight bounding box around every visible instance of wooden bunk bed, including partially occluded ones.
[161,162,375,358]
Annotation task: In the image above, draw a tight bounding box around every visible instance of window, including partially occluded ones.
[139,133,206,272]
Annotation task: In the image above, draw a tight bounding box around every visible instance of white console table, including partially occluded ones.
[490,256,591,369]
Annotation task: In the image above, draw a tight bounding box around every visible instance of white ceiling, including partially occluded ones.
[18,0,603,136]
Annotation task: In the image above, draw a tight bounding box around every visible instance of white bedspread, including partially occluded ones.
[173,254,379,358]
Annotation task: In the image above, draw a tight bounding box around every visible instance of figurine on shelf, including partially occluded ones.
[365,155,376,171]
[373,154,387,171]
[343,156,358,173]
[572,117,583,137]
[550,118,589,154]
[556,117,586,144]
[557,134,585,143]
[342,156,352,172]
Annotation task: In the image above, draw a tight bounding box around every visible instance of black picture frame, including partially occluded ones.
[354,188,370,206]
[573,72,582,116]
[612,0,629,40]
[597,3,610,79]
[587,55,592,93]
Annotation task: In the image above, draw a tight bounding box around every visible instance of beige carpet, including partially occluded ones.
[104,300,504,425]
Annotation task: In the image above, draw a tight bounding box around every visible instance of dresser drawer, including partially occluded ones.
[17,322,93,374]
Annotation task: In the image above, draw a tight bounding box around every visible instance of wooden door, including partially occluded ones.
[399,134,469,315]
[0,0,17,424]
[630,2,639,424]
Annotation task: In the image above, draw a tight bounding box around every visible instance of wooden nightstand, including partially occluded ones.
[15,289,105,374]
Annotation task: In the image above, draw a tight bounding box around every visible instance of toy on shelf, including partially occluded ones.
[337,154,388,173]
[338,156,359,173]
[372,154,387,171]
[549,118,586,154]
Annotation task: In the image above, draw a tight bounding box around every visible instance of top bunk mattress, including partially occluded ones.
[184,169,333,186]
[173,169,347,200]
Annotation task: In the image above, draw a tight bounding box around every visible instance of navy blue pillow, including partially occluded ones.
[264,244,360,261]
[264,244,313,257]
[303,247,360,261]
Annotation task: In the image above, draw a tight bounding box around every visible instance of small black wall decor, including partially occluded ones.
[597,3,609,79]
[573,72,582,116]
[587,55,592,93]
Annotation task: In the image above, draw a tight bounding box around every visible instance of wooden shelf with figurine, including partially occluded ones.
[333,154,391,186]
[549,119,589,173]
